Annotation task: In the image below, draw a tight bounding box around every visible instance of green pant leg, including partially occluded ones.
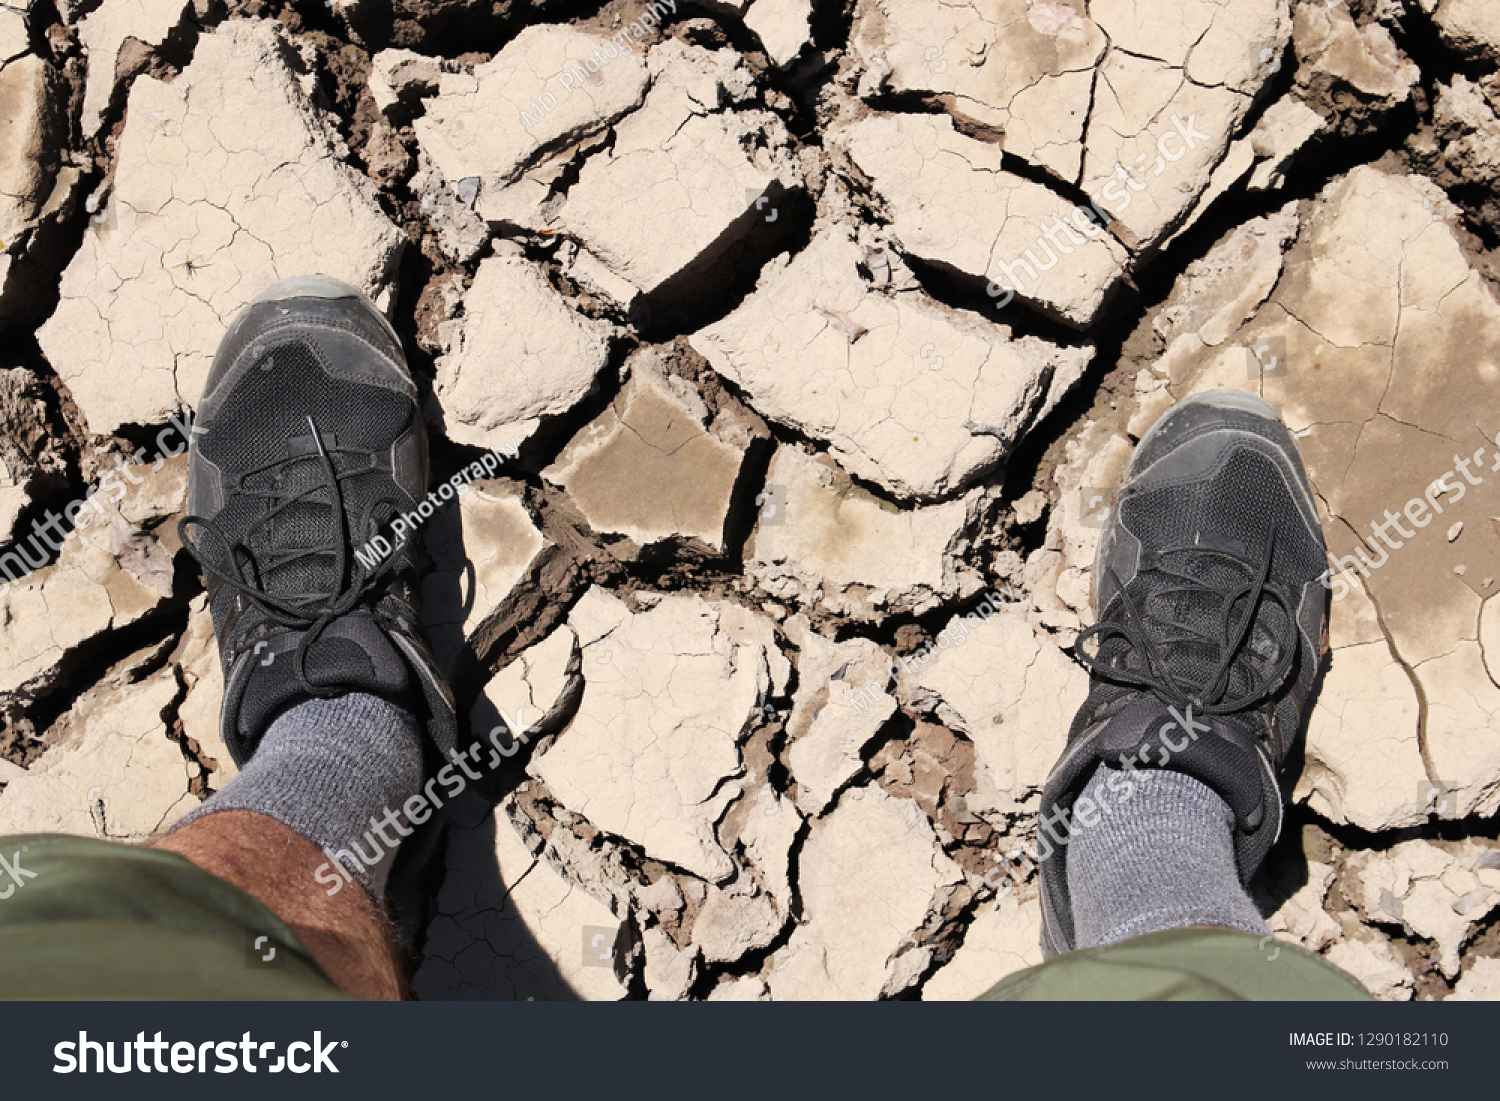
[0,833,348,999]
[976,927,1373,1001]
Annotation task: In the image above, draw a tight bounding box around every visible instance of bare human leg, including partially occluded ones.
[154,810,405,1000]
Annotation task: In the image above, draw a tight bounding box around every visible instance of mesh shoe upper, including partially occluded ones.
[1080,445,1324,756]
[180,283,456,770]
[1037,392,1330,956]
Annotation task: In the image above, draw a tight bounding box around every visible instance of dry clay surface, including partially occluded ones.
[0,0,1498,1001]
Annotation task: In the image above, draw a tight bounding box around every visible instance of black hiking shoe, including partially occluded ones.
[178,276,456,899]
[1037,389,1329,957]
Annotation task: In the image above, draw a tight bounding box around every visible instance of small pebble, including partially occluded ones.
[1452,888,1490,916]
[1378,888,1404,921]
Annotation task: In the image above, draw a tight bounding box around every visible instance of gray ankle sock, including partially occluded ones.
[1066,767,1270,949]
[176,692,423,899]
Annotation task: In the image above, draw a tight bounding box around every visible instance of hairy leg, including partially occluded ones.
[153,810,405,1000]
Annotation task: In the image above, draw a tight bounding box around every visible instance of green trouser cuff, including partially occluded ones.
[0,834,348,1000]
[977,927,1373,1001]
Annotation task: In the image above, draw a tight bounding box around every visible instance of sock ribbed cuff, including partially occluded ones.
[1066,767,1271,950]
[175,692,423,899]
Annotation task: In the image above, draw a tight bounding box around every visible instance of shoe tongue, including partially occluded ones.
[233,615,413,757]
[241,446,355,597]
[1091,696,1268,832]
[1113,547,1292,704]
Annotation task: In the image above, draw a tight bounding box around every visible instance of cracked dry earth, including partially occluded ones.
[2,0,1500,1002]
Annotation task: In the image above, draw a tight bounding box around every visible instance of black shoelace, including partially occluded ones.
[179,416,404,697]
[1075,523,1298,716]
